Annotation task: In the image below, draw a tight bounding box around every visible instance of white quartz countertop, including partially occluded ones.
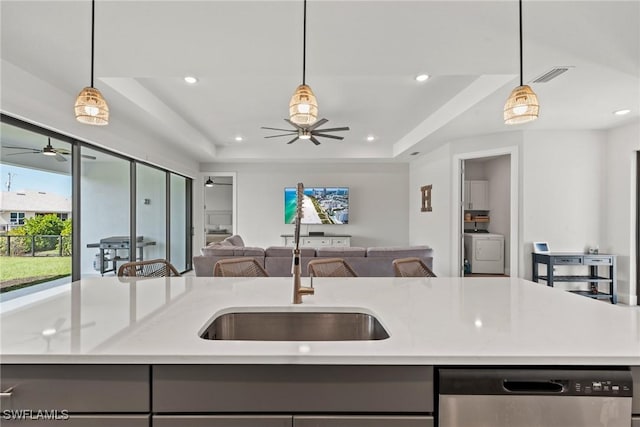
[1,277,638,365]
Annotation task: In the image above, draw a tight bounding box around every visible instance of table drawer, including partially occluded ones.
[0,365,149,413]
[583,255,613,265]
[552,256,583,265]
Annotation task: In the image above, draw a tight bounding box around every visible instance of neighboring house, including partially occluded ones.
[0,190,71,231]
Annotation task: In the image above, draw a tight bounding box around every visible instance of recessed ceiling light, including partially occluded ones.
[410,151,420,156]
[184,76,198,84]
[613,109,631,116]
[366,135,375,142]
[415,74,430,82]
[235,136,243,142]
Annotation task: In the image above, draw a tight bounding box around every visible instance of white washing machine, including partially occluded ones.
[464,233,504,274]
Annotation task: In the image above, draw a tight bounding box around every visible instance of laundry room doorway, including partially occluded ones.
[453,147,519,278]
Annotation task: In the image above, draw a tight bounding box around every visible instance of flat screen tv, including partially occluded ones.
[284,187,349,224]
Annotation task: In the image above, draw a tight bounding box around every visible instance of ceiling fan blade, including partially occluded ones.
[261,126,295,132]
[5,151,41,156]
[81,154,97,160]
[313,133,344,140]
[284,119,304,130]
[308,118,328,130]
[286,136,300,144]
[54,152,67,162]
[54,148,71,155]
[2,146,41,153]
[264,133,298,138]
[314,127,350,132]
[310,136,322,146]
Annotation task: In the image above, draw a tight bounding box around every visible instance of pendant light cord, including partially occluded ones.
[518,0,523,86]
[90,0,95,88]
[302,0,307,85]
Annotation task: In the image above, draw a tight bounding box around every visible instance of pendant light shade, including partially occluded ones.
[289,0,318,125]
[75,0,109,126]
[289,84,318,126]
[504,85,539,124]
[503,0,538,125]
[205,177,214,188]
[75,87,109,125]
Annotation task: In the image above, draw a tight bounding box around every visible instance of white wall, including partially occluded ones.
[201,162,410,249]
[409,144,452,276]
[604,120,639,305]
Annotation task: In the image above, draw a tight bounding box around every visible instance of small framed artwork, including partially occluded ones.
[420,185,432,212]
[533,242,550,254]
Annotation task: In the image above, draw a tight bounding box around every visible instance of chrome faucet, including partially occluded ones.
[292,183,314,304]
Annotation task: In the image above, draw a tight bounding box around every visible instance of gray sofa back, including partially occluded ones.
[193,244,434,277]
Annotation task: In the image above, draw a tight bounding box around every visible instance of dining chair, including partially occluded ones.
[117,259,181,278]
[214,257,269,277]
[307,258,358,278]
[392,257,437,277]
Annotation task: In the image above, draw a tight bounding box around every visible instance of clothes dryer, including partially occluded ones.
[463,233,504,274]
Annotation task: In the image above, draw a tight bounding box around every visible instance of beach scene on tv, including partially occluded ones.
[285,187,349,224]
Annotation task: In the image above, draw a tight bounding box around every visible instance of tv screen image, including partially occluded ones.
[284,187,349,224]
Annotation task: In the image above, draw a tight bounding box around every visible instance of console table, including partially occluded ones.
[532,252,617,304]
[281,234,351,248]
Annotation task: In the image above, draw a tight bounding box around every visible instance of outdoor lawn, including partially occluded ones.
[0,256,71,292]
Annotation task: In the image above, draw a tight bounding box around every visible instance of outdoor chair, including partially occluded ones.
[117,259,181,278]
[392,257,437,277]
[213,257,269,277]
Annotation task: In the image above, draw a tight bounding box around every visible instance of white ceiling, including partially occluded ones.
[1,0,639,164]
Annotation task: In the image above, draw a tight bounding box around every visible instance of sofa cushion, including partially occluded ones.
[224,235,245,247]
[265,246,316,257]
[201,246,236,256]
[366,245,432,258]
[239,246,265,256]
[317,247,366,257]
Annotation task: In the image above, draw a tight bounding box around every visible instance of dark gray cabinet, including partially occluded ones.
[0,365,150,426]
[153,415,291,427]
[294,416,434,427]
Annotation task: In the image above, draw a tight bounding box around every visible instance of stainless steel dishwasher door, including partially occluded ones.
[439,368,633,427]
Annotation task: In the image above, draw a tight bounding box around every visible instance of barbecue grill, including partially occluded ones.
[87,236,156,276]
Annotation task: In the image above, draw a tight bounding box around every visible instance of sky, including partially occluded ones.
[1,164,71,197]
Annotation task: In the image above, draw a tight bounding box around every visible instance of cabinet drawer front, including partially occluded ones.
[553,257,583,265]
[295,416,434,427]
[1,415,149,427]
[153,365,433,413]
[0,365,149,413]
[330,239,348,247]
[583,256,613,265]
[154,415,291,427]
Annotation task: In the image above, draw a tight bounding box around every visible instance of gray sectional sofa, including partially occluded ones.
[193,235,434,277]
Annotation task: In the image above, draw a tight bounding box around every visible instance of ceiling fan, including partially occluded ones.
[2,138,96,162]
[205,177,232,187]
[261,118,350,146]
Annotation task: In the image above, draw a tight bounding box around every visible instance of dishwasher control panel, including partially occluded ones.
[573,378,632,396]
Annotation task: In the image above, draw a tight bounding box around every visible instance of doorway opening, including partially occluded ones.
[202,173,236,247]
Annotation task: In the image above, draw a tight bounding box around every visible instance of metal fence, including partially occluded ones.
[0,234,71,257]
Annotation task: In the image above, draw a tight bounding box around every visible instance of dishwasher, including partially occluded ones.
[439,368,632,427]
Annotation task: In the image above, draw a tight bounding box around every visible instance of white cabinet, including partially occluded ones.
[283,235,350,248]
[464,180,489,211]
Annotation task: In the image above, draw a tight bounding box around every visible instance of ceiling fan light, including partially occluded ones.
[75,86,109,125]
[42,146,57,156]
[503,85,539,125]
[289,84,318,126]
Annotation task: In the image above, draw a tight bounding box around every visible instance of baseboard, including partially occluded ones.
[616,292,637,306]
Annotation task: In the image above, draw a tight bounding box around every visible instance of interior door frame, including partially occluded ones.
[202,172,237,245]
[451,146,519,277]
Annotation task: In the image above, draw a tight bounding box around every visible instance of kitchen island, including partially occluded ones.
[1,277,639,426]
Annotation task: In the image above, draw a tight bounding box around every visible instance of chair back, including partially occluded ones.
[214,258,269,277]
[117,259,181,278]
[307,258,358,278]
[392,257,437,277]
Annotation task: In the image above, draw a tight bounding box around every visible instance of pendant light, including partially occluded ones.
[74,0,109,125]
[205,177,214,188]
[503,0,539,125]
[289,0,318,126]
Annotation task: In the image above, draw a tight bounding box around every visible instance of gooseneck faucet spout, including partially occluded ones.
[292,183,314,304]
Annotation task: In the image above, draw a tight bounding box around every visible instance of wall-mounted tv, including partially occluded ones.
[284,187,349,224]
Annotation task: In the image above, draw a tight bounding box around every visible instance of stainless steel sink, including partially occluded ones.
[200,311,389,341]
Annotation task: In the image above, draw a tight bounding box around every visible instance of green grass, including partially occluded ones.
[0,256,71,292]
